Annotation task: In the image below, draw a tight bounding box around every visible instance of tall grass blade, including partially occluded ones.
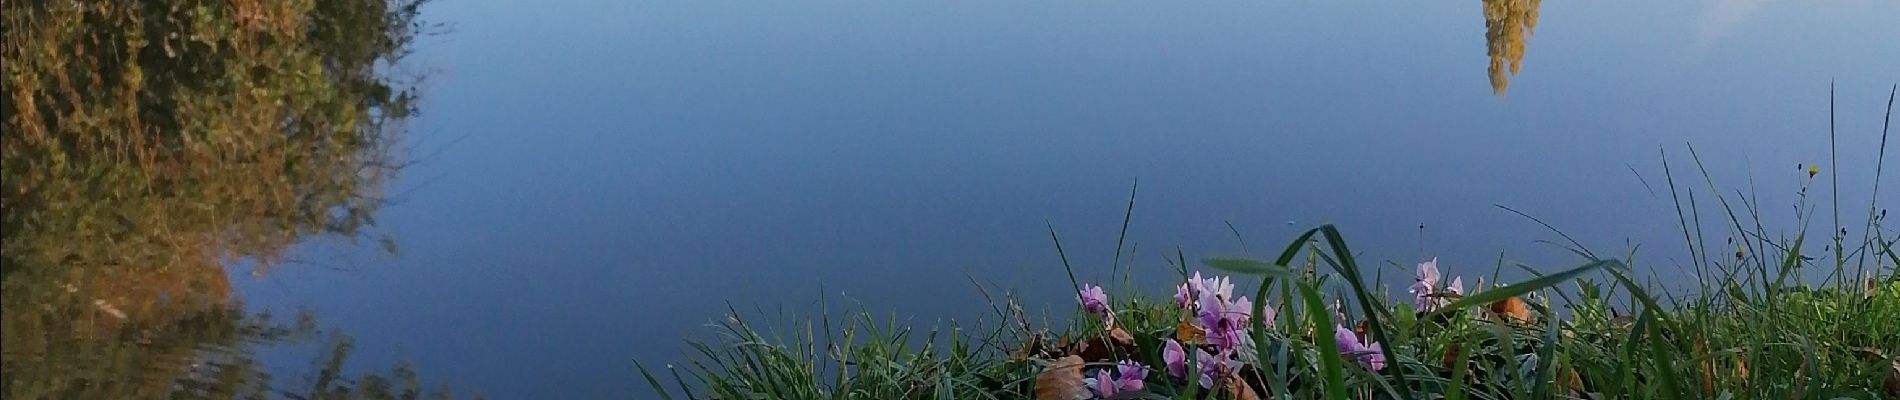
[1299,281,1349,400]
[1046,221,1082,306]
[1433,259,1620,316]
[1644,312,1684,400]
[1314,225,1416,400]
[1609,308,1647,399]
[635,359,679,400]
[1495,204,1598,260]
[1113,179,1138,295]
[1530,301,1561,399]
[1445,334,1472,400]
[1204,258,1293,278]
[1772,231,1807,296]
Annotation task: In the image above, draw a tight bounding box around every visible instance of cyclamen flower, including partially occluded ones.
[1174,282,1194,309]
[1183,273,1256,352]
[1077,284,1110,315]
[1087,361,1147,397]
[1198,274,1236,303]
[1334,325,1387,371]
[1196,349,1239,388]
[1195,294,1252,351]
[1163,339,1188,378]
[1163,339,1238,388]
[1409,258,1465,312]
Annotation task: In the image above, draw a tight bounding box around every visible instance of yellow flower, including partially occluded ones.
[1809,165,1820,177]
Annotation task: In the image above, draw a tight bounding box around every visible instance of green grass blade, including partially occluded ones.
[1611,308,1650,399]
[1433,259,1621,317]
[1113,179,1137,296]
[1299,281,1348,400]
[1530,300,1561,399]
[1644,312,1684,400]
[1274,228,1323,265]
[1314,225,1415,400]
[1204,258,1294,278]
[1771,231,1807,295]
[634,359,679,400]
[1446,334,1472,400]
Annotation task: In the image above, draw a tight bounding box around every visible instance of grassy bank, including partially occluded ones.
[640,89,1900,400]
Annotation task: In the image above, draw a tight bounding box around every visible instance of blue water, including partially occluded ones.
[236,0,1898,398]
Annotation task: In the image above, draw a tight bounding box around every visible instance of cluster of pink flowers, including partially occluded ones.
[1063,262,1445,394]
[1084,360,1147,397]
[1162,337,1240,388]
[1176,272,1269,352]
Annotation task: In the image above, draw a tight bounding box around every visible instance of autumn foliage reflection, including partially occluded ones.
[1483,0,1540,95]
[0,0,449,397]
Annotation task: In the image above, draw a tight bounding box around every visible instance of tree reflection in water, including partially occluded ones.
[1483,0,1540,95]
[1,0,456,398]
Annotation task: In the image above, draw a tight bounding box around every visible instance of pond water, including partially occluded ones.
[6,0,1896,398]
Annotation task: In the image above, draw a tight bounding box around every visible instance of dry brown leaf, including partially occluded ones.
[1883,358,1900,399]
[1073,328,1137,362]
[1696,339,1714,394]
[1442,342,1462,371]
[1488,296,1533,324]
[1559,367,1584,396]
[1012,333,1043,362]
[1035,355,1090,400]
[1175,319,1206,344]
[1609,315,1636,331]
[1221,374,1261,400]
[1108,327,1134,346]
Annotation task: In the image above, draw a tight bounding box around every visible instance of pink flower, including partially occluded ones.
[1409,258,1465,312]
[1334,325,1386,371]
[1174,282,1194,309]
[1163,339,1237,388]
[1258,299,1277,329]
[1088,360,1147,397]
[1192,274,1254,352]
[1077,284,1110,315]
[1196,349,1238,388]
[1163,339,1188,378]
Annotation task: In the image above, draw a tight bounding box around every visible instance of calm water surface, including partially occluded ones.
[231,0,1897,398]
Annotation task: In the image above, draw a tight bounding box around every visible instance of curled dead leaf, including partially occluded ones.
[1012,333,1044,362]
[1221,374,1261,400]
[1488,296,1533,324]
[1035,355,1090,400]
[1559,367,1584,396]
[1441,342,1462,371]
[1073,327,1138,361]
[1696,339,1714,394]
[1175,319,1205,344]
[1609,315,1636,331]
[1884,358,1900,399]
[1108,326,1134,347]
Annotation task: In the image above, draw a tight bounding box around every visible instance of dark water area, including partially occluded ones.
[5,0,1897,398]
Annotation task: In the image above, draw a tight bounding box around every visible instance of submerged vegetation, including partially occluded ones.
[1,0,456,397]
[642,89,1899,399]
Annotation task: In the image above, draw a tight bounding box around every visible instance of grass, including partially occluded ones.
[642,87,1900,399]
